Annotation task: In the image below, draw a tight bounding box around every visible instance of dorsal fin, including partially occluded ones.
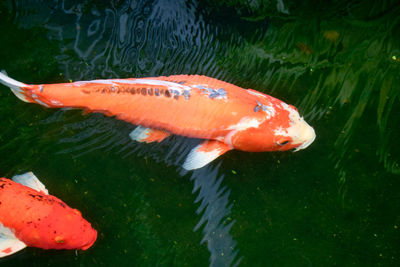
[12,172,49,194]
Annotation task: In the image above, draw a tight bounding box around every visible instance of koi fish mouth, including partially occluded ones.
[80,230,98,250]
[274,104,316,152]
[292,120,316,152]
[293,126,316,152]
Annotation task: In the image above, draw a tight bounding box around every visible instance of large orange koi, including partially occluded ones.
[0,172,97,257]
[0,72,315,169]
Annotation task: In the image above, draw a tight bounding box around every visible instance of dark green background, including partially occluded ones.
[0,0,399,266]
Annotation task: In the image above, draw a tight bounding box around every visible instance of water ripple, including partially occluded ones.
[34,0,221,79]
[191,165,241,267]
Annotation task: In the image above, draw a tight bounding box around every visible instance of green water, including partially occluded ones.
[0,0,399,266]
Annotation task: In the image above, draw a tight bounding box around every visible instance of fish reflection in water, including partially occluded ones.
[191,165,241,266]
[41,111,204,169]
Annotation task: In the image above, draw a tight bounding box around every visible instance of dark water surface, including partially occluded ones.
[0,0,399,266]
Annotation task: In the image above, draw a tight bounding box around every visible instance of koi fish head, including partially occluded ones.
[229,97,315,152]
[17,201,98,250]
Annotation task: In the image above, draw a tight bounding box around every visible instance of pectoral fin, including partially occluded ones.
[129,125,171,143]
[183,140,232,170]
[12,172,49,194]
[0,223,27,258]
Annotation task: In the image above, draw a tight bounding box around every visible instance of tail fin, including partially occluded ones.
[0,71,32,103]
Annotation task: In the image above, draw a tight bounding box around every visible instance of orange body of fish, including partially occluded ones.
[0,173,97,257]
[0,73,316,169]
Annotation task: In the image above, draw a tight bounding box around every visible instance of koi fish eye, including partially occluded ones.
[277,140,290,146]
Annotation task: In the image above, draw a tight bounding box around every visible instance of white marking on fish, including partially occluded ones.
[50,100,64,106]
[34,99,50,107]
[31,93,50,107]
[225,117,262,146]
[247,89,267,98]
[255,101,276,119]
[183,143,229,170]
[274,104,316,150]
[129,125,150,142]
[75,79,192,95]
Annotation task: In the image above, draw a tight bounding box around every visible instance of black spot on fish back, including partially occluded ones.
[155,88,160,96]
[165,90,171,97]
[0,179,9,189]
[141,88,147,95]
[148,88,153,96]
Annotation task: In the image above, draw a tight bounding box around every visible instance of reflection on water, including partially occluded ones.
[44,110,200,167]
[191,165,240,266]
[26,0,222,80]
[209,1,400,197]
[55,113,134,157]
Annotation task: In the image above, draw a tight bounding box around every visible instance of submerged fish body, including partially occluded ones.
[0,72,315,169]
[0,172,97,257]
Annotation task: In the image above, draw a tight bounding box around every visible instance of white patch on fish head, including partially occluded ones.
[274,103,316,151]
[261,102,276,119]
[224,117,263,146]
[253,98,277,120]
[227,117,262,131]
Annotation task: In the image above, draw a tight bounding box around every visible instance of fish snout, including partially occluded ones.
[80,229,98,250]
[292,119,316,151]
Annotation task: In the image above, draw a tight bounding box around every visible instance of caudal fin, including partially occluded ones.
[0,71,32,103]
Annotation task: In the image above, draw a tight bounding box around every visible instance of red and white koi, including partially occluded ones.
[0,72,316,169]
[0,172,97,257]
